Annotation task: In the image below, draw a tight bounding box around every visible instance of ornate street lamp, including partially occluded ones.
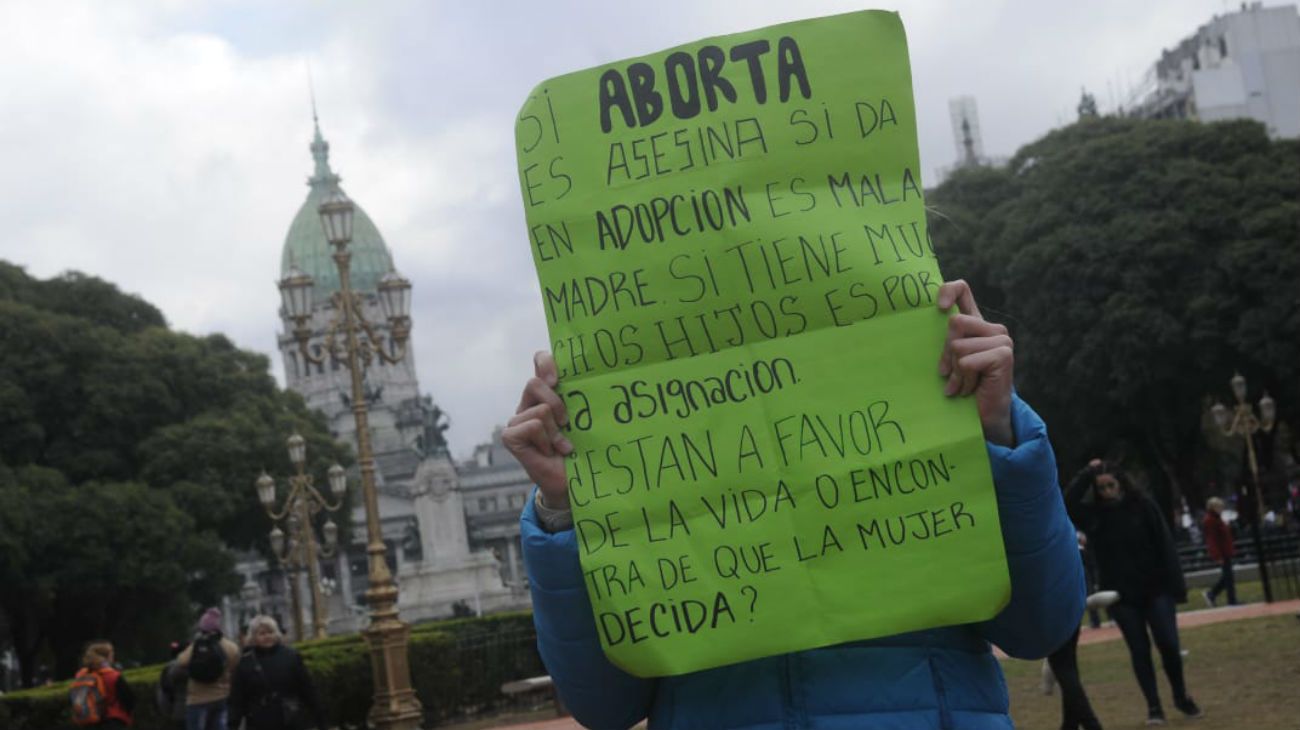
[277,189,421,729]
[1210,372,1279,603]
[255,433,348,640]
[279,265,314,323]
[377,270,413,343]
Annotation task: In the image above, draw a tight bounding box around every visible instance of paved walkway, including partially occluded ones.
[485,717,613,730]
[1076,597,1300,647]
[485,600,1300,730]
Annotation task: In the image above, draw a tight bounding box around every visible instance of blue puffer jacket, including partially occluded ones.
[522,396,1084,729]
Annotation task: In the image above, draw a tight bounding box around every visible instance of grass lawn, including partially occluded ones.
[1003,614,1300,729]
[1175,579,1266,612]
[1082,579,1268,623]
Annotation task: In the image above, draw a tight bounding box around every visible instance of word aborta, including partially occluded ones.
[599,37,812,132]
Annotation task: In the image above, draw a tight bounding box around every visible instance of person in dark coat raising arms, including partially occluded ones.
[1065,460,1203,726]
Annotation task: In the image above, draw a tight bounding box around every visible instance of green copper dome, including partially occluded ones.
[280,120,393,298]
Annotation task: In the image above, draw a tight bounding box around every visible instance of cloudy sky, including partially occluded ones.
[0,0,1241,458]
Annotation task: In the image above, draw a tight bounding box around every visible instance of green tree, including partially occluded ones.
[1077,88,1099,119]
[928,118,1299,510]
[0,471,238,681]
[0,262,165,333]
[138,392,350,551]
[0,264,351,684]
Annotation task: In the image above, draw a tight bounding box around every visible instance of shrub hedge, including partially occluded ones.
[0,612,543,729]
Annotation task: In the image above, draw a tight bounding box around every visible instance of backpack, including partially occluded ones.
[188,632,226,683]
[69,669,107,726]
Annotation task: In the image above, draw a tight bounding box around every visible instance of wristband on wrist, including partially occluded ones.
[533,490,574,533]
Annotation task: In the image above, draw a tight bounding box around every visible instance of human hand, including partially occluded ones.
[1088,458,1103,469]
[502,351,574,509]
[936,280,1014,447]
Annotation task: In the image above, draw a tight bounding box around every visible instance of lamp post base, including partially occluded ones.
[1246,516,1275,603]
[363,620,423,730]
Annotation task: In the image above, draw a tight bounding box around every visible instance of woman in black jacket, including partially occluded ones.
[1065,459,1202,726]
[226,616,325,730]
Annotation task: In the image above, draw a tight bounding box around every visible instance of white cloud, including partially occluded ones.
[0,0,1240,458]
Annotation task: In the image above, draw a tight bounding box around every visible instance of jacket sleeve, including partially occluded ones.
[157,662,174,696]
[977,395,1086,659]
[1145,497,1187,602]
[224,639,241,682]
[292,650,327,730]
[522,493,655,730]
[1202,516,1221,562]
[171,660,189,683]
[226,658,247,730]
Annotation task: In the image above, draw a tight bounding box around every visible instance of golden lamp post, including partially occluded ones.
[277,189,421,730]
[1210,372,1278,603]
[255,433,348,641]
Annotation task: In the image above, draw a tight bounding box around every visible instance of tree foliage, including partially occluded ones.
[928,118,1300,511]
[1077,88,1099,119]
[0,264,350,684]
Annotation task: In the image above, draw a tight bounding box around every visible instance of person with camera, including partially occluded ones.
[175,608,241,730]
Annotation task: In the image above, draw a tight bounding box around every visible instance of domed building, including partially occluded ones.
[229,117,520,636]
[277,118,429,457]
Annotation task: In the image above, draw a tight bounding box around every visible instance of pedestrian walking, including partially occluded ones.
[227,615,325,730]
[156,642,188,730]
[175,607,241,730]
[1202,497,1238,607]
[69,641,134,728]
[505,280,1086,729]
[1066,460,1203,726]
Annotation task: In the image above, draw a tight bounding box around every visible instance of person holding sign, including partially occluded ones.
[507,280,1085,730]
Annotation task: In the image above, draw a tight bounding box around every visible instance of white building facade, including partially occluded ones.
[1131,3,1300,138]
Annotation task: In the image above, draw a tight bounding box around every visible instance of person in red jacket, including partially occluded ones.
[73,641,135,728]
[1202,497,1238,607]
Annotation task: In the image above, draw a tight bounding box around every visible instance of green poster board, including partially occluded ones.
[514,10,1009,677]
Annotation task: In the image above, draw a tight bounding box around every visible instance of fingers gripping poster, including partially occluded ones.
[514,10,1009,677]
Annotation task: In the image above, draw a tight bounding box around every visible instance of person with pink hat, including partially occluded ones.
[172,607,241,730]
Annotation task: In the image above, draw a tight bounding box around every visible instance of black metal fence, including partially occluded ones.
[430,625,558,727]
[1178,529,1300,601]
[1256,531,1300,601]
